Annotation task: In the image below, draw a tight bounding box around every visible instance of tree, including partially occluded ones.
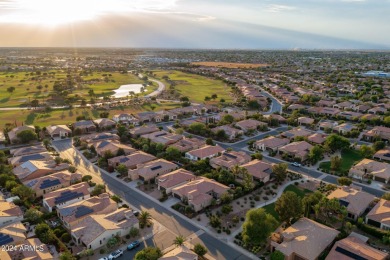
[373,141,385,151]
[35,223,55,244]
[325,134,350,151]
[16,130,37,143]
[242,170,253,192]
[242,208,278,246]
[116,148,125,156]
[382,193,390,201]
[139,211,152,228]
[91,184,106,196]
[270,250,285,260]
[59,252,76,260]
[275,191,302,225]
[205,138,214,145]
[302,191,324,217]
[189,122,207,135]
[215,129,227,140]
[129,227,139,238]
[308,145,324,163]
[272,163,288,182]
[11,185,34,200]
[360,145,375,158]
[173,235,185,247]
[194,243,208,257]
[221,114,235,124]
[24,208,43,224]
[330,156,342,172]
[211,94,218,100]
[337,177,352,186]
[31,99,39,108]
[251,152,263,160]
[7,86,15,94]
[116,164,128,177]
[165,147,181,161]
[82,175,92,182]
[134,247,162,260]
[314,197,347,225]
[204,96,211,101]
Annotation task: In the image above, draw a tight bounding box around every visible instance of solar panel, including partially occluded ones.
[19,154,45,163]
[0,233,14,246]
[54,191,84,204]
[151,165,162,171]
[224,153,237,159]
[384,153,390,157]
[26,179,39,188]
[156,133,167,137]
[40,179,61,189]
[335,246,368,260]
[339,200,350,207]
[74,206,94,218]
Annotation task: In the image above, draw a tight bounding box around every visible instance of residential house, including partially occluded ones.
[366,199,390,230]
[0,238,53,260]
[128,159,178,181]
[79,132,120,144]
[209,151,251,170]
[281,128,312,140]
[318,121,337,131]
[288,104,306,111]
[141,130,183,146]
[71,208,139,250]
[10,144,46,157]
[326,234,388,260]
[349,159,390,183]
[94,140,135,157]
[338,111,362,120]
[12,160,69,182]
[211,125,244,140]
[185,145,225,161]
[0,221,27,246]
[270,218,339,260]
[0,202,23,228]
[334,101,354,110]
[235,119,267,132]
[136,111,160,123]
[107,152,156,169]
[363,126,390,142]
[129,125,160,137]
[23,171,81,197]
[43,182,91,212]
[307,133,327,145]
[72,120,97,134]
[279,141,313,162]
[254,136,290,152]
[156,169,196,194]
[318,99,336,107]
[46,125,72,138]
[155,110,178,121]
[241,160,274,183]
[168,137,206,153]
[327,186,375,220]
[373,148,390,162]
[297,117,315,126]
[160,245,198,260]
[8,125,35,144]
[8,152,53,167]
[93,118,116,130]
[172,177,229,212]
[368,106,387,115]
[263,114,287,123]
[58,193,117,229]
[112,113,140,126]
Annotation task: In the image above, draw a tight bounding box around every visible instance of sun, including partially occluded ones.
[0,0,179,26]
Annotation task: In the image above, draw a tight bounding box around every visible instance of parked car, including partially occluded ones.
[132,210,139,217]
[127,240,141,251]
[291,162,302,167]
[108,250,123,259]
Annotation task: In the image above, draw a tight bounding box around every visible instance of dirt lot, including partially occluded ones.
[191,61,269,69]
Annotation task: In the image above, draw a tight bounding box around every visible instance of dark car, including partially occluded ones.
[127,240,141,251]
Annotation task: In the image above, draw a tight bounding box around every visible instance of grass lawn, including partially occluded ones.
[0,71,145,108]
[319,149,363,173]
[153,70,233,103]
[263,184,312,221]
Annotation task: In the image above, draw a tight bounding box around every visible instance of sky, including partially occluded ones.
[0,0,389,49]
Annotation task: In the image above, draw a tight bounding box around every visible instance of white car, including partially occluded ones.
[291,162,302,167]
[108,249,123,259]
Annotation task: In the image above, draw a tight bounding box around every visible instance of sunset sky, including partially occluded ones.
[0,0,389,49]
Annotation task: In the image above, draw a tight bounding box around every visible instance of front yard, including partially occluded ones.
[319,148,364,174]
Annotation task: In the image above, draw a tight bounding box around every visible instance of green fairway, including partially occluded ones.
[0,71,145,108]
[153,70,233,103]
[263,184,312,221]
[319,149,363,173]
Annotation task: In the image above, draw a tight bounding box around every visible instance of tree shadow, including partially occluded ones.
[25,112,37,125]
[0,97,10,103]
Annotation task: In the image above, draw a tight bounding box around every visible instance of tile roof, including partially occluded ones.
[156,169,196,190]
[186,145,225,159]
[43,182,90,208]
[366,199,390,226]
[241,159,274,180]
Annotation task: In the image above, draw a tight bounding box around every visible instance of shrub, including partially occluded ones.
[100,248,106,254]
[60,233,71,243]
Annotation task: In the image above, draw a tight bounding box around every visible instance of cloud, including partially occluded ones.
[266,4,296,13]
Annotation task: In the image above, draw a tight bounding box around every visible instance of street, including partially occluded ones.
[53,139,252,260]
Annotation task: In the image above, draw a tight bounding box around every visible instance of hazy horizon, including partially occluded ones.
[1,0,389,50]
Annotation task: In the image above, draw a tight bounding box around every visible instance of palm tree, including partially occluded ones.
[173,235,185,247]
[138,211,152,228]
